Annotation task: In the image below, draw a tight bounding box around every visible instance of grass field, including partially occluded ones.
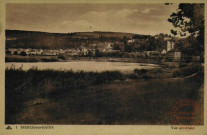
[5,63,204,124]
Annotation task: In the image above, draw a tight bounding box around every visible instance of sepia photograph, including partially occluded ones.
[5,2,204,126]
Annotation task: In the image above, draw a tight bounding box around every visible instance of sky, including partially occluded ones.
[6,3,178,36]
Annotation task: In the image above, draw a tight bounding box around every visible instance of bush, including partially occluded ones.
[41,58,58,62]
[173,63,203,77]
[134,69,148,75]
[128,74,139,79]
[5,57,38,62]
[95,71,125,84]
[6,50,11,55]
[179,63,188,68]
[13,51,18,55]
[58,55,66,60]
[20,51,27,56]
[183,56,192,63]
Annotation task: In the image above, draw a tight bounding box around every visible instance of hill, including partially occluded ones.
[6,30,137,49]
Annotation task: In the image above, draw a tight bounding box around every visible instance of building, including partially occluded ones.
[127,39,135,43]
[59,49,65,54]
[192,56,200,61]
[8,48,18,54]
[164,37,172,41]
[149,51,161,58]
[166,49,181,61]
[29,49,38,55]
[161,49,167,54]
[167,41,175,52]
[36,49,43,55]
[174,51,181,60]
[42,50,57,56]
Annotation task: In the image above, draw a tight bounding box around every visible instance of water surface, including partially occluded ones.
[6,61,159,73]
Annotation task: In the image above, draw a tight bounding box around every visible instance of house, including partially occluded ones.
[81,47,89,56]
[144,51,160,58]
[42,50,57,56]
[6,37,18,41]
[192,56,200,61]
[154,35,159,39]
[8,48,18,54]
[174,51,181,60]
[164,37,172,41]
[144,51,151,57]
[166,49,181,61]
[127,39,135,43]
[135,51,145,57]
[130,52,138,58]
[17,48,24,54]
[161,49,167,54]
[36,49,43,55]
[167,41,175,52]
[149,51,161,58]
[106,43,113,48]
[59,49,65,54]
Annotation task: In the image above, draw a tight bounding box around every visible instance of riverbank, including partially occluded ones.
[6,61,160,73]
[5,63,204,124]
[5,55,162,64]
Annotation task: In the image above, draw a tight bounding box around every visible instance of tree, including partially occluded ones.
[122,36,128,45]
[87,50,93,57]
[20,51,27,56]
[6,50,11,55]
[168,4,204,37]
[58,55,66,60]
[13,51,18,55]
[95,48,101,57]
[113,43,120,50]
[124,44,133,52]
[168,4,204,54]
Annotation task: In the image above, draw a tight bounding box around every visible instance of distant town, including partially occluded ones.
[5,30,203,63]
[6,40,182,60]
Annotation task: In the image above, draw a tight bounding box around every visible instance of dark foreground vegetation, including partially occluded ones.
[5,63,204,124]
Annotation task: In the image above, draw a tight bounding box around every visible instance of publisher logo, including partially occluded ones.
[171,99,203,125]
[6,126,12,130]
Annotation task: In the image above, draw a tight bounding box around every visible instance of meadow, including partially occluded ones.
[5,63,204,124]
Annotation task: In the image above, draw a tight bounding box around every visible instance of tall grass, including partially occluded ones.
[5,63,204,124]
[5,68,125,123]
[173,63,204,77]
[5,57,38,62]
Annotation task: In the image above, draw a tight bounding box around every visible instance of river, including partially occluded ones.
[6,61,160,73]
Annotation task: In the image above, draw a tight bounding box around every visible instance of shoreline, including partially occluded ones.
[5,55,162,64]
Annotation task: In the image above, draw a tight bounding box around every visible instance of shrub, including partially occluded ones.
[5,57,38,62]
[173,63,203,77]
[6,50,11,55]
[134,69,148,75]
[128,74,139,79]
[95,71,124,84]
[179,63,188,68]
[13,51,18,55]
[20,51,27,56]
[41,58,58,62]
[58,55,66,60]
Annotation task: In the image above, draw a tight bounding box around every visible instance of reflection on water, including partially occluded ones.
[6,61,160,73]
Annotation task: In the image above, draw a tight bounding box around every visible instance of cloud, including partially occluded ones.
[6,4,179,35]
[58,20,94,32]
[79,9,138,29]
[61,21,72,25]
[58,7,174,35]
[115,9,138,17]
[141,9,150,14]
